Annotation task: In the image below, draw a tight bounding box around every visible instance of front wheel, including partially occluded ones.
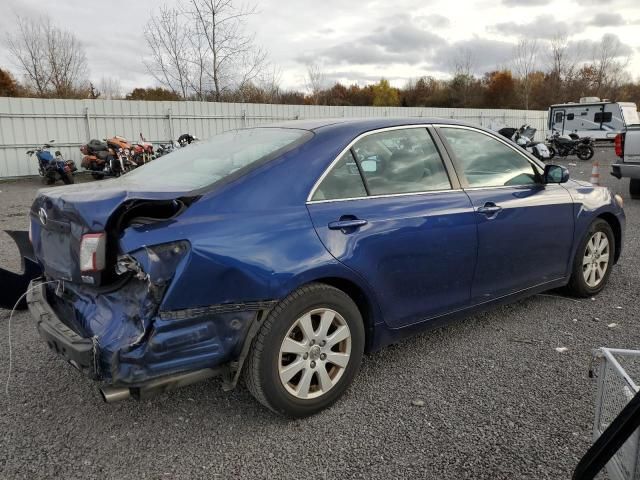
[630,179,640,200]
[565,219,615,297]
[244,283,364,417]
[577,145,594,161]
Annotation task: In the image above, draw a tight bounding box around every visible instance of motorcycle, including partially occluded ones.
[27,141,76,185]
[546,130,595,161]
[498,125,551,161]
[80,138,128,179]
[107,136,140,169]
[133,133,155,165]
[155,133,199,158]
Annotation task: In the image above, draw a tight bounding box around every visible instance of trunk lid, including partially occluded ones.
[31,178,193,284]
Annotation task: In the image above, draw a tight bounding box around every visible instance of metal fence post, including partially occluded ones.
[84,107,92,140]
[167,108,174,142]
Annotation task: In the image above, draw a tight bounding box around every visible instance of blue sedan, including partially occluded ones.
[25,118,625,417]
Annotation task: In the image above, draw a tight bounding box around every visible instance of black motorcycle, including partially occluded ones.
[547,131,595,161]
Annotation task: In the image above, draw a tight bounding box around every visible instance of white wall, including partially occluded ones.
[0,97,548,178]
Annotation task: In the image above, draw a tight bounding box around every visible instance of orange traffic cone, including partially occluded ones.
[590,161,600,185]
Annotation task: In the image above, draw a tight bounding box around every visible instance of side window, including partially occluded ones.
[351,128,451,195]
[555,112,563,123]
[595,111,613,123]
[567,113,575,120]
[311,150,366,201]
[440,128,540,188]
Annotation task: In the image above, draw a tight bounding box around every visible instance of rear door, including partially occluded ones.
[306,126,477,328]
[436,125,575,302]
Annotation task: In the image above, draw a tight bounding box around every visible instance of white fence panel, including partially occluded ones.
[0,97,548,178]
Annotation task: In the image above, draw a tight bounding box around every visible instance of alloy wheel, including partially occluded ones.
[278,308,352,399]
[582,231,610,288]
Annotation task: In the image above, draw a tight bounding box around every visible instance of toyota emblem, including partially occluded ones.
[38,207,48,226]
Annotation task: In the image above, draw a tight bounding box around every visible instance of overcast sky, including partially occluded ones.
[1,0,639,94]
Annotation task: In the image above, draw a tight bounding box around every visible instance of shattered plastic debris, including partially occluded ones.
[411,399,425,407]
[615,306,622,310]
[608,323,618,328]
[572,318,578,323]
[568,163,577,166]
[555,347,569,353]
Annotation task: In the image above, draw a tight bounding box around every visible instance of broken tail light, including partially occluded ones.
[80,233,107,272]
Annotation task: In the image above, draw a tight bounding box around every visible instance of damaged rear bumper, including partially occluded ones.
[28,281,97,377]
[27,279,276,401]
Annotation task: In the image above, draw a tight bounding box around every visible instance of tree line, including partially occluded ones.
[2,6,639,110]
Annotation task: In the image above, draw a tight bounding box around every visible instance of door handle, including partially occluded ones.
[476,203,502,216]
[328,219,368,230]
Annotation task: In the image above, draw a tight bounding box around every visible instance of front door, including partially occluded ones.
[306,127,477,328]
[436,126,575,302]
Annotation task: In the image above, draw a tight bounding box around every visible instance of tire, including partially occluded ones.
[565,219,615,297]
[630,179,640,200]
[61,173,74,184]
[577,145,594,161]
[547,146,556,160]
[244,283,365,417]
[91,172,105,180]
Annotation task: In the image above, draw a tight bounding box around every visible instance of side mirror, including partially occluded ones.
[544,164,570,183]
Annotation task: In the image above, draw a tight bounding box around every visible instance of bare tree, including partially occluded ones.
[189,0,267,100]
[144,7,193,98]
[6,15,88,97]
[513,39,538,109]
[305,63,325,104]
[98,77,122,99]
[451,48,475,106]
[591,34,629,97]
[46,25,88,96]
[6,16,50,95]
[145,0,268,100]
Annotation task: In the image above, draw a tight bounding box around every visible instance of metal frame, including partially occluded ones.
[574,348,640,480]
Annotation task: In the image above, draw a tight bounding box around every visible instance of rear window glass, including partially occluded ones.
[121,128,311,190]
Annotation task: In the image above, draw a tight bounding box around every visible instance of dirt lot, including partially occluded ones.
[0,148,638,479]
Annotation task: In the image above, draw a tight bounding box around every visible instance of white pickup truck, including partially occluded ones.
[612,126,640,199]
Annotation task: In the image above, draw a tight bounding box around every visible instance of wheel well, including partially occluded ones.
[310,277,376,350]
[598,213,621,263]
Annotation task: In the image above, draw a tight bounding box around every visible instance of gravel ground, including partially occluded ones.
[0,148,638,480]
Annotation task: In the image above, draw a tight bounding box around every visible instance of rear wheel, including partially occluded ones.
[565,219,614,297]
[244,283,364,417]
[577,145,594,161]
[630,179,640,200]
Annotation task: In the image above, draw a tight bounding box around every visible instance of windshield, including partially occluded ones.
[120,128,311,190]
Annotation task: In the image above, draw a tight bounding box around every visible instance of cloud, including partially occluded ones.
[501,0,552,5]
[490,14,582,39]
[429,38,516,74]
[588,13,625,27]
[416,14,451,29]
[297,14,445,66]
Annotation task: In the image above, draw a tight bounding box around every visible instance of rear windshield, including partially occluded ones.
[121,128,311,190]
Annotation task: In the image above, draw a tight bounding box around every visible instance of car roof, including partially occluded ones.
[263,117,469,132]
